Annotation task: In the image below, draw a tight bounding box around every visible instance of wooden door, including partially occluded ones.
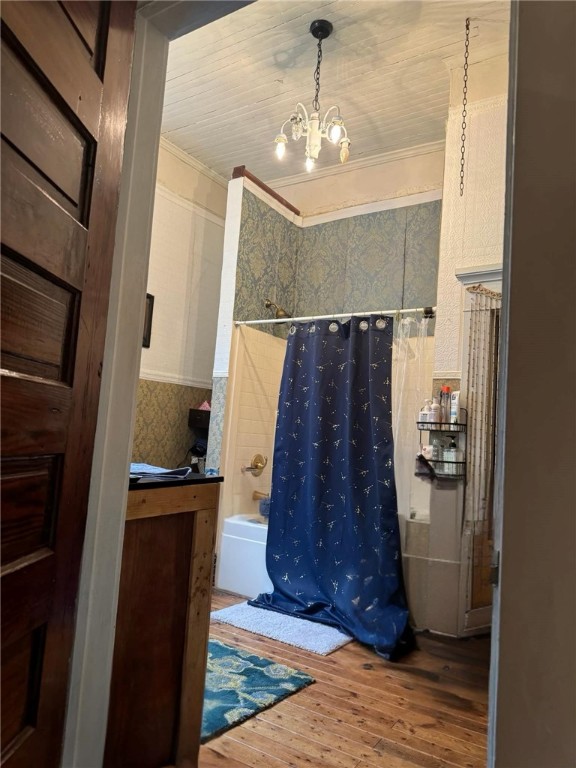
[1,3,136,765]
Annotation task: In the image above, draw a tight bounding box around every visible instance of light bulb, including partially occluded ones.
[339,138,350,164]
[329,123,342,143]
[274,134,287,160]
[305,157,315,172]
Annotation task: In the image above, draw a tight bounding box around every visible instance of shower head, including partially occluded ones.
[265,299,291,319]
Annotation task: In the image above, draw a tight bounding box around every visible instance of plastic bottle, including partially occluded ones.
[440,385,451,423]
[418,399,432,423]
[443,437,458,475]
[429,397,441,426]
[449,391,460,424]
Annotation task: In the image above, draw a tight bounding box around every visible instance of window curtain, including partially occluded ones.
[250,317,412,659]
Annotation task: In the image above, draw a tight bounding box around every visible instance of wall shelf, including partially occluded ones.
[417,421,466,433]
[416,417,467,483]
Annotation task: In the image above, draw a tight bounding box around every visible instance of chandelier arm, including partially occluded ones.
[322,105,341,125]
[294,102,309,123]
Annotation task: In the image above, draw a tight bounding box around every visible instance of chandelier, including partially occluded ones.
[274,19,350,172]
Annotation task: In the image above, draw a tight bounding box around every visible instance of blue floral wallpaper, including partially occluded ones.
[234,190,440,325]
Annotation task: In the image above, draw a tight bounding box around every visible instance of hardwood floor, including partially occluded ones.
[199,591,491,768]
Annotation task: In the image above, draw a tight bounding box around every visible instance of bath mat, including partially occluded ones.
[211,601,352,655]
[201,639,314,742]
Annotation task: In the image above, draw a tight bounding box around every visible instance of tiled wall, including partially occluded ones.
[131,379,212,468]
[219,326,285,530]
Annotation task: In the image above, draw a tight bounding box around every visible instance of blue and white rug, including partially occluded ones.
[211,601,352,655]
[202,639,314,742]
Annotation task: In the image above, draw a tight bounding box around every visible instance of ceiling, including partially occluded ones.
[161,1,510,186]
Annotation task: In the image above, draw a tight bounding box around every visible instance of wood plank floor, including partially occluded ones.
[199,591,491,768]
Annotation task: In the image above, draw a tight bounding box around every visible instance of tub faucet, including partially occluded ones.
[241,454,267,477]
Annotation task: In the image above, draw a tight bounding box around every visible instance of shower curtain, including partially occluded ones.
[250,316,412,659]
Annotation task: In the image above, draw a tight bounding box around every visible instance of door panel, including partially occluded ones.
[0,3,136,765]
[1,1,104,136]
[1,144,88,286]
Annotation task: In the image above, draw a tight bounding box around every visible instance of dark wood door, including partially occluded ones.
[1,3,136,765]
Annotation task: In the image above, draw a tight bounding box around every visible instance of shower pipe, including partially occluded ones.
[234,306,436,326]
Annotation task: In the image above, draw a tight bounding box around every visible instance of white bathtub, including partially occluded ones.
[215,514,273,599]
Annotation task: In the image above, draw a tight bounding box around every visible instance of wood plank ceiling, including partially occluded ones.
[161,1,510,185]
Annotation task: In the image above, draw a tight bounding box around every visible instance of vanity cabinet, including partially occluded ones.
[104,477,222,768]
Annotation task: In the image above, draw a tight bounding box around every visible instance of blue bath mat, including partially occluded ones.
[201,639,314,742]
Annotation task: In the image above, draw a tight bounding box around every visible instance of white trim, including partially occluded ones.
[302,189,443,227]
[456,263,503,285]
[154,183,225,227]
[433,370,462,380]
[241,177,302,226]
[270,140,445,189]
[159,136,228,189]
[212,178,244,376]
[139,370,213,389]
[448,93,507,118]
[62,17,169,767]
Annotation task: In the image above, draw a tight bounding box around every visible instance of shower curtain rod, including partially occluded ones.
[235,306,436,326]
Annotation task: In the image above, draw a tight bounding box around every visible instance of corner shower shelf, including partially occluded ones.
[426,459,466,480]
[416,418,467,483]
[417,421,467,433]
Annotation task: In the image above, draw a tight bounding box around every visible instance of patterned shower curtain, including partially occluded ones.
[250,316,412,659]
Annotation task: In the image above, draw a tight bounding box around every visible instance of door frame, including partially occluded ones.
[63,4,576,767]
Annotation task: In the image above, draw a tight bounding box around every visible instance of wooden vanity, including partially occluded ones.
[104,476,222,768]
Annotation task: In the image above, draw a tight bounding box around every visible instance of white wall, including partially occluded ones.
[434,55,509,377]
[156,137,227,218]
[271,143,444,217]
[140,185,224,387]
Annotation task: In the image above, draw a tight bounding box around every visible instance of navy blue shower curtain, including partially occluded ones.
[250,316,412,659]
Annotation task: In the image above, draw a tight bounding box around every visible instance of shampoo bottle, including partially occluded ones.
[429,397,441,425]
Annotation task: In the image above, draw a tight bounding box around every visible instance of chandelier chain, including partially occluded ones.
[459,17,470,197]
[313,38,323,111]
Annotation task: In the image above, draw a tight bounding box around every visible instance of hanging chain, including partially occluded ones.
[312,38,323,112]
[459,18,470,197]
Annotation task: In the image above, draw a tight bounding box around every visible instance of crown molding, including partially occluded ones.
[269,141,445,190]
[159,136,228,189]
[155,184,225,227]
[302,189,443,227]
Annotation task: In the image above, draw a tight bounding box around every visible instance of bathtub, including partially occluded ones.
[216,514,273,598]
